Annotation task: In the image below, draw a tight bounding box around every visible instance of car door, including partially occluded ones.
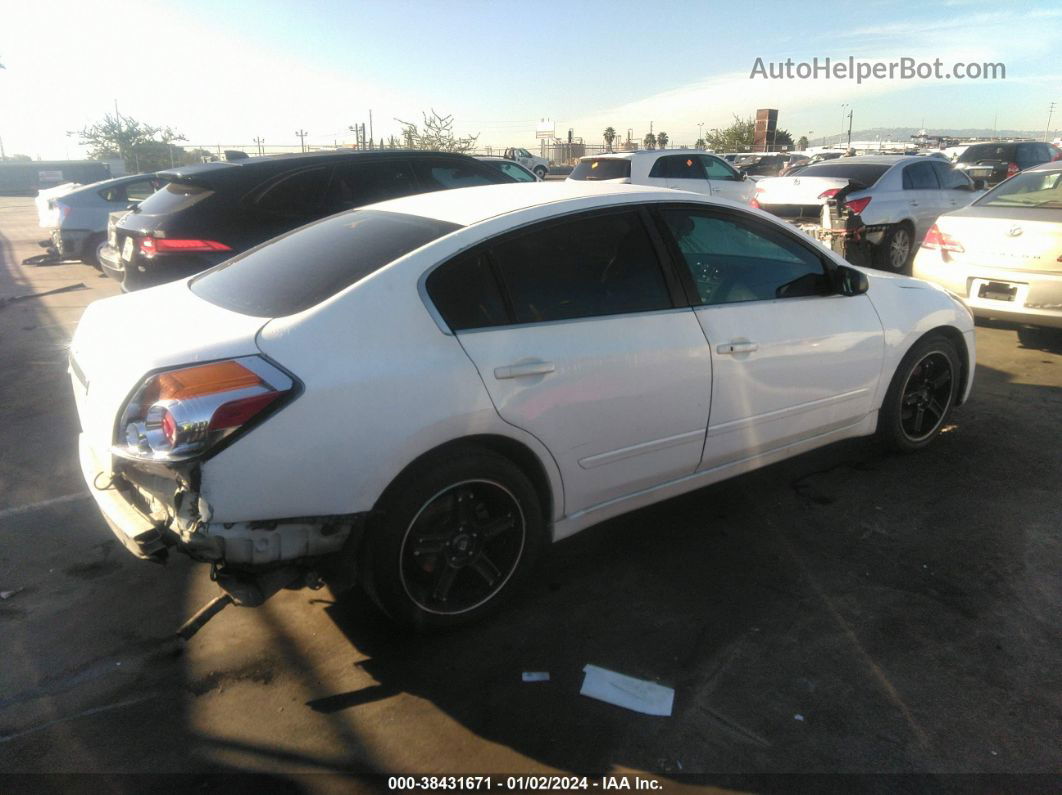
[655,205,884,471]
[931,161,977,210]
[700,155,752,203]
[901,161,946,241]
[656,155,711,195]
[427,208,713,514]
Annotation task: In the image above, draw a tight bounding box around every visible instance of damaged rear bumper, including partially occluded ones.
[78,433,362,571]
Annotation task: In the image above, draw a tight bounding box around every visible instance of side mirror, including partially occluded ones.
[834,265,869,296]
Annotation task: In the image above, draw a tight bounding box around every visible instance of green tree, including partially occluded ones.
[643,131,657,150]
[656,131,669,149]
[797,135,809,151]
[394,109,479,153]
[694,138,707,150]
[76,112,187,172]
[603,126,617,152]
[704,114,794,152]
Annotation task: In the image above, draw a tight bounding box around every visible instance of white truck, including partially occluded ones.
[504,147,550,179]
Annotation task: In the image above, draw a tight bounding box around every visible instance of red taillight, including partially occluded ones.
[1007,162,1020,177]
[921,224,964,253]
[749,198,761,209]
[208,392,282,432]
[56,202,71,221]
[845,196,872,214]
[818,188,841,199]
[139,236,231,258]
[1052,149,1062,162]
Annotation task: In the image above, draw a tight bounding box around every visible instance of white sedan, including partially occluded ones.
[69,182,975,628]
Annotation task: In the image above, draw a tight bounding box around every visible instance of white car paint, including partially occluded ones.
[567,150,756,205]
[755,156,981,245]
[70,182,974,580]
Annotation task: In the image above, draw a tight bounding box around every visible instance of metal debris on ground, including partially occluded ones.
[1,590,17,600]
[579,664,674,716]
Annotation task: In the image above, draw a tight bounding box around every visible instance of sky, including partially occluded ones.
[1,0,1060,160]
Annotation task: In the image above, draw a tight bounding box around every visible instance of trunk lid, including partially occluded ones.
[934,208,1062,273]
[69,279,269,453]
[754,175,852,206]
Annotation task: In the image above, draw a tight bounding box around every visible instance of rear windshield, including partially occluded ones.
[975,170,1062,208]
[569,159,632,181]
[959,144,1014,163]
[794,163,890,187]
[135,181,214,215]
[190,210,461,317]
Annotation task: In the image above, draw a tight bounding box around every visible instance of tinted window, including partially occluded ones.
[125,179,160,201]
[648,155,706,180]
[135,181,214,215]
[325,160,416,211]
[902,161,940,190]
[412,158,504,191]
[958,144,1013,163]
[190,210,460,317]
[795,163,889,187]
[490,211,672,323]
[1015,143,1044,169]
[661,210,828,306]
[492,161,537,182]
[251,167,330,216]
[568,159,632,181]
[426,251,509,331]
[932,162,971,190]
[701,156,740,181]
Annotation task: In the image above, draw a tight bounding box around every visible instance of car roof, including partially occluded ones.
[804,155,919,167]
[66,172,161,195]
[157,150,480,181]
[1025,160,1062,173]
[364,181,694,226]
[578,148,713,161]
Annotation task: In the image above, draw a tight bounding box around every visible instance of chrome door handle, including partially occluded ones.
[494,360,555,379]
[717,342,758,354]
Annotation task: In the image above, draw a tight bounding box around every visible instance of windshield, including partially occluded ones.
[959,144,1012,163]
[792,163,890,187]
[190,210,461,317]
[135,181,214,215]
[975,170,1062,208]
[568,159,632,181]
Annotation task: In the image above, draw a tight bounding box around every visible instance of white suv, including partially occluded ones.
[567,149,756,205]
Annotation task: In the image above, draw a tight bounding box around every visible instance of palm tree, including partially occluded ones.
[603,126,616,152]
[643,132,657,150]
[656,131,669,149]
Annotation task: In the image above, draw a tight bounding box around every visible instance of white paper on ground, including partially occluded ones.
[579,664,674,716]
[522,671,550,682]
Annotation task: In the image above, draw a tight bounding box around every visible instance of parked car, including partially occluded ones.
[735,153,789,178]
[70,182,974,628]
[953,141,1061,187]
[778,154,811,177]
[476,155,540,182]
[567,150,755,204]
[753,156,981,271]
[36,173,164,267]
[503,147,550,179]
[105,150,517,291]
[913,160,1062,346]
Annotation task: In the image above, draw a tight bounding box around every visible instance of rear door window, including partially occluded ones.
[250,166,331,217]
[568,159,632,181]
[701,156,741,181]
[325,159,417,212]
[1015,143,1043,169]
[494,162,537,182]
[134,181,214,215]
[902,161,940,190]
[412,158,504,191]
[649,156,707,180]
[932,162,971,190]
[190,210,460,317]
[426,251,510,331]
[489,210,672,324]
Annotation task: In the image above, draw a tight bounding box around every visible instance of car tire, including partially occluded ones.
[873,222,914,273]
[82,233,107,270]
[877,334,961,453]
[534,166,547,180]
[1017,325,1055,348]
[361,446,545,630]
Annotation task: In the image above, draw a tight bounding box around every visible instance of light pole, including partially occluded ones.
[295,129,308,153]
[840,104,848,148]
[698,121,704,144]
[1046,102,1056,143]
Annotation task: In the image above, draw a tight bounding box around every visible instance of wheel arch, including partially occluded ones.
[898,324,971,407]
[373,433,558,531]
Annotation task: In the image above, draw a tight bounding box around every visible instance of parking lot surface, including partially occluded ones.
[0,196,1059,786]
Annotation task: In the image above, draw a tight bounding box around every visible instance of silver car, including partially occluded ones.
[39,173,163,267]
[913,161,1062,346]
[754,156,982,271]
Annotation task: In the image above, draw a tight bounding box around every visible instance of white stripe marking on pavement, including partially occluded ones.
[0,492,91,521]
